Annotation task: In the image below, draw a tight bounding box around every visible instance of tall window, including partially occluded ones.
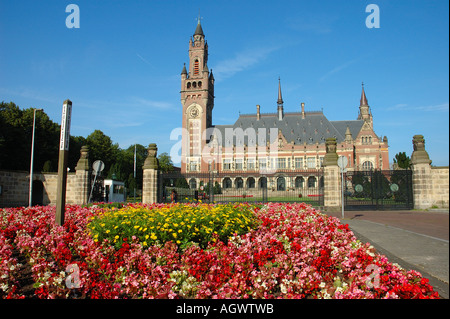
[189,160,198,171]
[277,158,286,169]
[259,158,267,170]
[307,157,316,169]
[247,159,255,170]
[194,59,200,75]
[189,178,197,189]
[235,159,243,170]
[223,159,231,170]
[295,157,303,169]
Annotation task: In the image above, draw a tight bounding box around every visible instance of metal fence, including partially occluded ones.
[343,169,413,210]
[159,169,324,206]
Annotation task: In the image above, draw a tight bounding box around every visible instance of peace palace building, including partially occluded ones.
[180,20,389,175]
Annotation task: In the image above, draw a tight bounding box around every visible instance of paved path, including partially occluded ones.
[323,209,449,299]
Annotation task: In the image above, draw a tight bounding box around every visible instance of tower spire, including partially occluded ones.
[277,77,284,120]
[277,77,283,105]
[194,11,204,36]
[360,81,368,106]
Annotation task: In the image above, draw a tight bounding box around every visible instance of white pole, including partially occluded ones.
[341,168,345,219]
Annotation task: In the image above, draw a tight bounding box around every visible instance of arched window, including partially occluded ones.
[246,177,255,189]
[235,177,244,189]
[362,161,374,170]
[194,59,200,75]
[277,177,286,191]
[259,177,267,189]
[189,178,197,189]
[198,81,202,88]
[187,82,191,89]
[308,176,317,188]
[295,176,304,188]
[223,177,232,189]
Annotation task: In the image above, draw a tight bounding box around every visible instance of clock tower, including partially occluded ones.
[180,18,215,173]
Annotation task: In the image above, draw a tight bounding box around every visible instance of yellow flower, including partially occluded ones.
[151,233,157,240]
[143,241,148,246]
[106,230,110,234]
[172,233,177,238]
[178,229,182,233]
[115,235,119,239]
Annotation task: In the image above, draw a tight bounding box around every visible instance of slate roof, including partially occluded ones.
[210,112,364,147]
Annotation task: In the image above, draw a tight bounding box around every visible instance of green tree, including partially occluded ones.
[86,130,120,175]
[158,152,174,172]
[393,152,411,169]
[0,101,60,171]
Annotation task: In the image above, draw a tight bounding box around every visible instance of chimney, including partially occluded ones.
[301,102,305,119]
[256,104,260,121]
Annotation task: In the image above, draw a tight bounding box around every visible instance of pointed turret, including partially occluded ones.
[277,77,284,120]
[181,63,187,76]
[358,82,373,128]
[194,17,204,36]
[360,82,368,106]
[277,77,284,105]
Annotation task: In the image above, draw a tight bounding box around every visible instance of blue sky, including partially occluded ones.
[1,0,448,166]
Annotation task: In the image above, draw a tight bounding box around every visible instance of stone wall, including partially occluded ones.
[0,146,90,208]
[431,166,449,208]
[411,135,449,209]
[0,170,90,208]
[0,170,29,207]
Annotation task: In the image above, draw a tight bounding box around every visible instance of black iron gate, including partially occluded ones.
[159,169,323,206]
[343,169,413,210]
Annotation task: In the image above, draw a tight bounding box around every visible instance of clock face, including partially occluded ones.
[190,107,199,118]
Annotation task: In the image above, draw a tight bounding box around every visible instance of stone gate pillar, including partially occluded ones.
[74,145,90,204]
[323,138,341,210]
[142,143,159,204]
[411,135,433,209]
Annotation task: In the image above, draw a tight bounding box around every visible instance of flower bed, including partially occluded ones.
[0,203,439,299]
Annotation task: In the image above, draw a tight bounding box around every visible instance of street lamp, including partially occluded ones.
[29,108,43,207]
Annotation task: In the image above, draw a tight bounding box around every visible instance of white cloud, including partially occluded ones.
[212,46,278,81]
[388,102,449,112]
[131,97,174,109]
[319,59,356,82]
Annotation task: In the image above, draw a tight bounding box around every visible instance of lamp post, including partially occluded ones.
[29,108,43,207]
